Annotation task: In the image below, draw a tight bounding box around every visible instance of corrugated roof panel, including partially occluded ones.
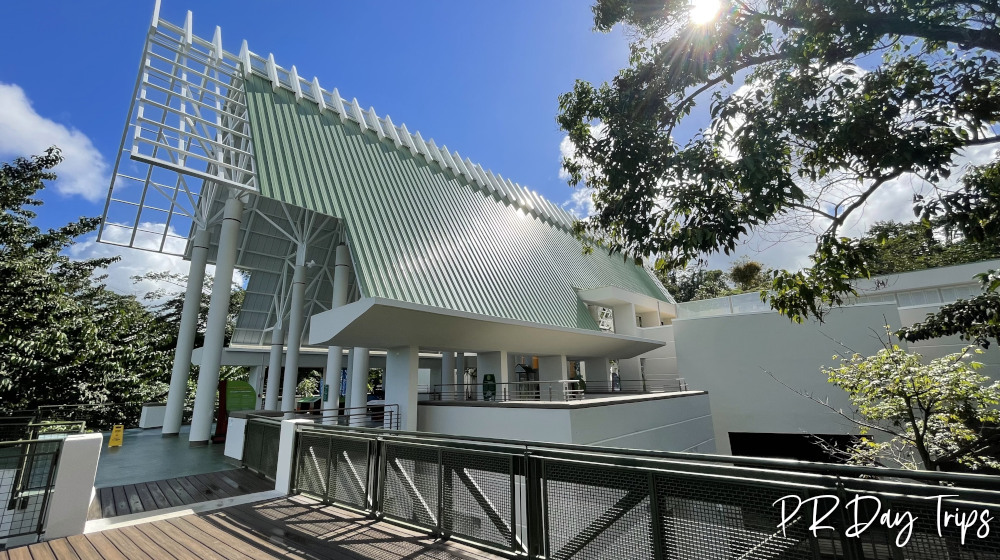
[244,75,669,329]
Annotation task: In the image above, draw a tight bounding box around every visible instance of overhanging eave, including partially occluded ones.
[309,298,664,358]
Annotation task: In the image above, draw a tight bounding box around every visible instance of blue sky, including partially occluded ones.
[2,1,982,296]
[0,1,631,294]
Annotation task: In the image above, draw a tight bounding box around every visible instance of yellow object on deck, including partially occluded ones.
[108,425,124,448]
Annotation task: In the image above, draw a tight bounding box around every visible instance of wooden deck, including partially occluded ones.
[7,495,502,560]
[88,468,273,520]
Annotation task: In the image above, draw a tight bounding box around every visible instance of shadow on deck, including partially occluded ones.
[7,496,501,560]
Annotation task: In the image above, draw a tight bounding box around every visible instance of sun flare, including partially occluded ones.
[690,0,722,24]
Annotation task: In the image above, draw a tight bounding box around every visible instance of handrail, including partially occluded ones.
[294,418,1000,490]
[292,417,1000,560]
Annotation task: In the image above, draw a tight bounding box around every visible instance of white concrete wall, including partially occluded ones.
[569,394,714,452]
[44,433,102,539]
[673,304,899,454]
[416,393,714,453]
[898,304,1000,371]
[418,405,573,444]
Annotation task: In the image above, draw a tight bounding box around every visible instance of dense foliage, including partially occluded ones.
[559,0,1000,322]
[0,150,247,427]
[0,149,173,411]
[862,220,1000,276]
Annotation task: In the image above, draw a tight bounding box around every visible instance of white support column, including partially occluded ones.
[325,244,351,412]
[281,248,308,414]
[611,303,637,336]
[349,348,369,424]
[249,365,264,410]
[455,352,465,401]
[538,355,568,382]
[324,349,343,421]
[476,351,508,401]
[264,325,283,411]
[189,192,244,446]
[441,352,455,399]
[583,358,612,388]
[162,228,209,437]
[385,346,419,431]
[611,303,642,388]
[638,310,662,328]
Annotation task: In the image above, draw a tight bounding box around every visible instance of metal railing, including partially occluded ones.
[289,405,400,430]
[426,378,689,403]
[0,439,61,543]
[291,423,1000,559]
[243,418,282,480]
[428,381,585,402]
[0,418,86,443]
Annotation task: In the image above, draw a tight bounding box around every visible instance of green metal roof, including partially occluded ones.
[243,74,671,331]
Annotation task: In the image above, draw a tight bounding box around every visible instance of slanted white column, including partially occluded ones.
[612,303,642,388]
[162,227,209,437]
[476,351,508,401]
[190,192,245,446]
[264,324,283,410]
[349,348,369,424]
[281,248,308,414]
[385,346,419,431]
[441,352,455,399]
[455,352,465,400]
[325,244,351,413]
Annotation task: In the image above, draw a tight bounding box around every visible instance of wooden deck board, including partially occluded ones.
[74,533,126,560]
[62,535,103,560]
[123,485,144,515]
[5,496,504,560]
[45,539,81,560]
[88,469,271,521]
[165,517,257,560]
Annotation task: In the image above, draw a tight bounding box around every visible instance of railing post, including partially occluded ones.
[524,453,545,559]
[647,472,665,560]
[436,448,444,537]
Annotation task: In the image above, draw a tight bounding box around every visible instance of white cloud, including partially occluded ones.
[69,230,196,303]
[0,83,109,202]
[564,186,596,218]
[68,221,241,306]
[559,124,606,217]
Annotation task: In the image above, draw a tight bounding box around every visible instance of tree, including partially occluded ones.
[818,337,1000,471]
[0,149,173,412]
[558,0,1000,322]
[133,270,247,349]
[862,220,1000,275]
[657,259,771,302]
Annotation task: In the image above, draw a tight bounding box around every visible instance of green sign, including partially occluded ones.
[226,380,257,412]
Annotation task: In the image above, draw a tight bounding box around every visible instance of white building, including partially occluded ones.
[100,4,996,460]
[100,4,713,453]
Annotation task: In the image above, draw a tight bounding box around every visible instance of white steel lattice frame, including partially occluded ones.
[99,5,257,255]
